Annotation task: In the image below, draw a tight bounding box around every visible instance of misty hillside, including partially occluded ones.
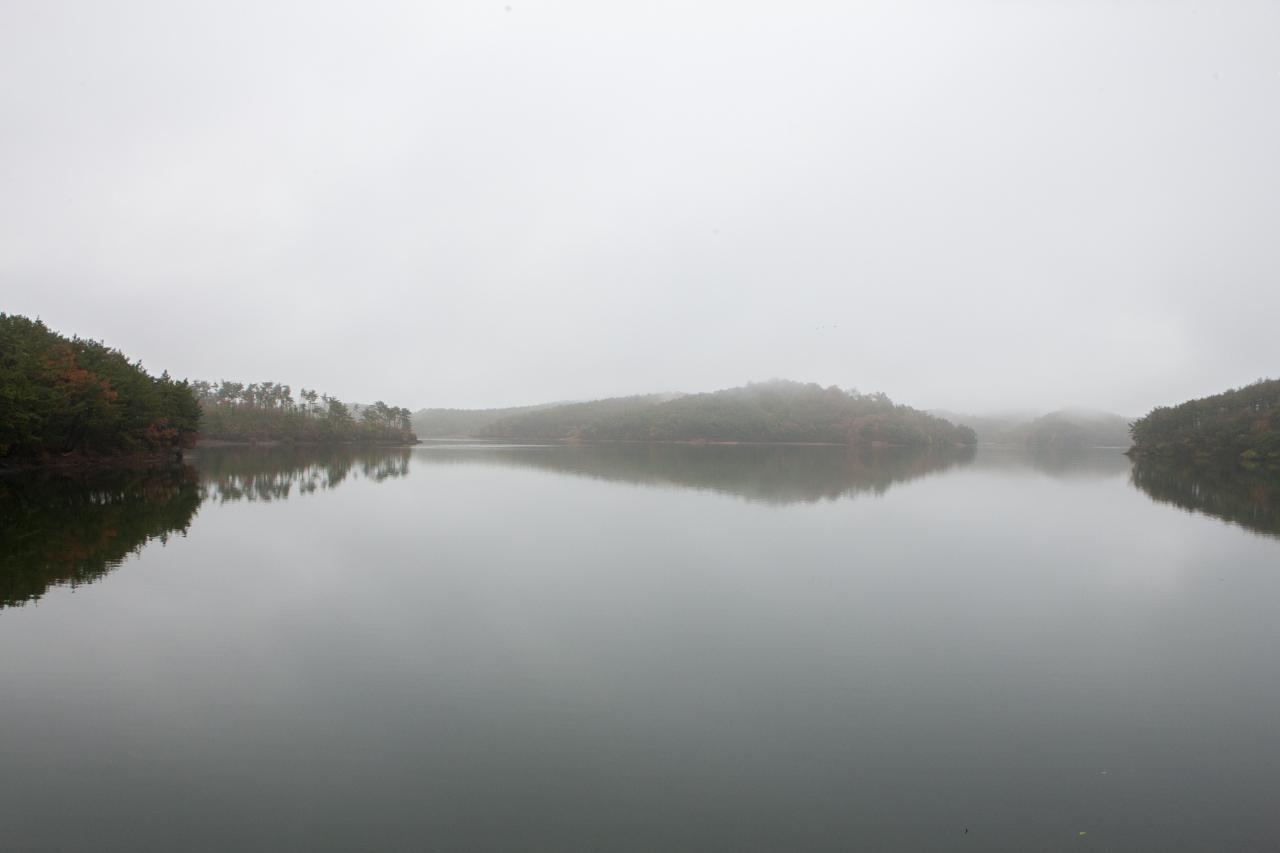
[941,409,1132,448]
[412,396,680,438]
[1130,378,1280,466]
[1014,411,1133,450]
[476,381,976,447]
[412,403,555,438]
[930,411,1036,444]
[472,394,683,441]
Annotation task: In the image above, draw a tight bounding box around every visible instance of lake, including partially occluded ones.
[2,443,1278,851]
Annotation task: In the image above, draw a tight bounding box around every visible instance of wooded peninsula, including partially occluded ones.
[1128,378,1280,469]
[0,314,418,470]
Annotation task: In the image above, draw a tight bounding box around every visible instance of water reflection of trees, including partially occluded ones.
[0,466,201,608]
[0,448,413,608]
[1131,459,1280,538]
[196,447,411,503]
[416,442,975,504]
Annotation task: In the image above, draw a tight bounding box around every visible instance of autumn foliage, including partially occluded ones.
[0,314,200,465]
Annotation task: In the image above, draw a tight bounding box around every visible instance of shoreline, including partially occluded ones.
[2,438,423,473]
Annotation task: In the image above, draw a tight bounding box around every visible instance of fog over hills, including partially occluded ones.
[418,385,1142,449]
[934,409,1134,449]
[417,380,976,447]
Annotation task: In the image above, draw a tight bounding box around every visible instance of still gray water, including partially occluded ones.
[2,444,1278,852]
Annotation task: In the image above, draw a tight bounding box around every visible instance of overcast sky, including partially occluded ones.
[3,1,1277,415]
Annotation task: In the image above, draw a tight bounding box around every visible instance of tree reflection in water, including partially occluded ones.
[196,446,411,502]
[0,447,413,608]
[0,466,201,608]
[1131,458,1280,538]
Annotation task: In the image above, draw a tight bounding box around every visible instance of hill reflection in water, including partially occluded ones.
[414,442,977,505]
[1131,458,1280,538]
[18,444,1258,614]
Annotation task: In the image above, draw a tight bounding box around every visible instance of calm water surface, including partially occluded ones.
[2,444,1278,851]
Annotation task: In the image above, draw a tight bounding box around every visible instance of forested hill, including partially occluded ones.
[476,381,977,447]
[928,411,1033,445]
[1014,411,1132,449]
[1129,379,1280,467]
[938,409,1131,448]
[0,314,199,467]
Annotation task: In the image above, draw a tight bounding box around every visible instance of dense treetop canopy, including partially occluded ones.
[0,313,199,465]
[1129,378,1280,467]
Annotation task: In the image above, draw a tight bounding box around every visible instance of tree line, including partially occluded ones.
[192,380,417,445]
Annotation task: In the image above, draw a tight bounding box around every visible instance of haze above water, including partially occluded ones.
[2,445,1278,852]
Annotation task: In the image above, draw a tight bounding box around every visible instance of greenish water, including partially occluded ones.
[1,443,1278,851]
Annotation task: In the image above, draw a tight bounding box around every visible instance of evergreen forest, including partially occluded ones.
[0,314,199,466]
[1129,378,1280,468]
